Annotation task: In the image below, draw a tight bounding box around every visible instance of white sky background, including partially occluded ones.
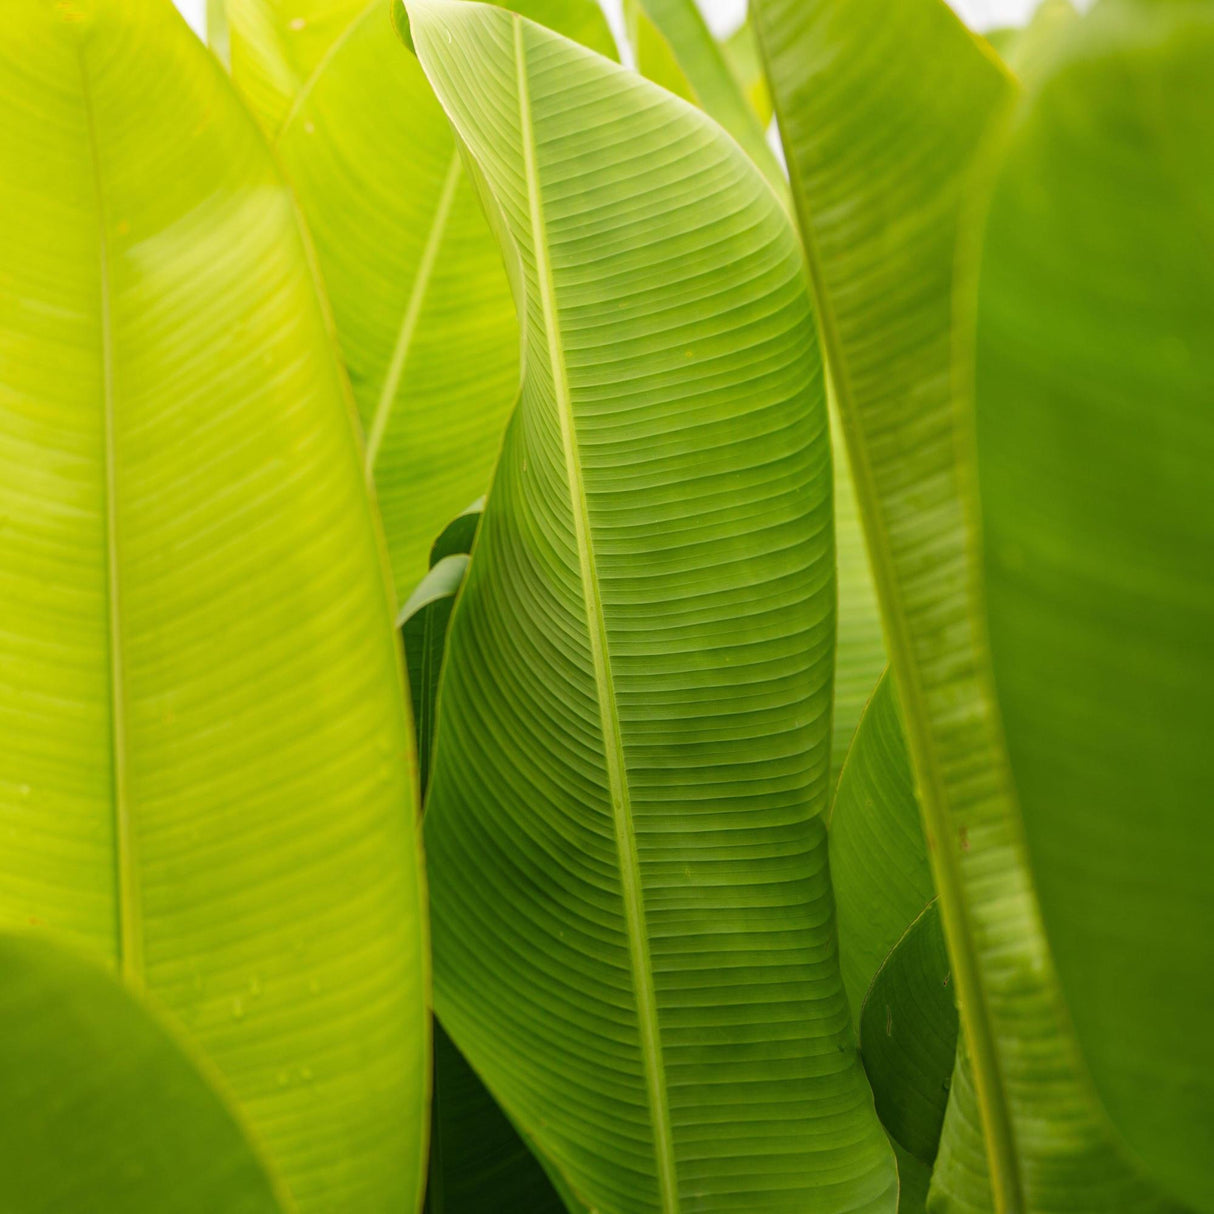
[173,0,1048,41]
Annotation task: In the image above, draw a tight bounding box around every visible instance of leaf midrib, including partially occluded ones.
[512,19,679,1213]
[365,149,462,474]
[78,42,144,990]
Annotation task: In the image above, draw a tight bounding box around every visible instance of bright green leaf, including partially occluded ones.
[0,932,289,1214]
[277,3,517,596]
[627,0,785,193]
[0,4,427,1211]
[276,0,613,596]
[407,1,897,1209]
[228,0,368,131]
[721,16,773,127]
[754,0,1181,1207]
[974,1,1214,1207]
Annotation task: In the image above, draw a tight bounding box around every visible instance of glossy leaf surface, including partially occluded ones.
[410,2,897,1210]
[0,4,427,1210]
[975,1,1214,1207]
[0,932,288,1214]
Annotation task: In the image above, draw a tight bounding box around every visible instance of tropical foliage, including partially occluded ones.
[0,0,1209,1210]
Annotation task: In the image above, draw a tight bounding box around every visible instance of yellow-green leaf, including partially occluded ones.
[0,3,427,1210]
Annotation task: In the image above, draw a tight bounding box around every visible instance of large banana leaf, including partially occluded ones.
[407,1,897,1209]
[0,932,288,1214]
[973,1,1214,1208]
[753,0,1180,1208]
[277,0,614,597]
[0,4,427,1211]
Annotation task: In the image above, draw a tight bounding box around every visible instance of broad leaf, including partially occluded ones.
[0,4,427,1211]
[974,1,1214,1207]
[408,1,898,1209]
[278,0,613,596]
[0,932,288,1214]
[753,0,1180,1207]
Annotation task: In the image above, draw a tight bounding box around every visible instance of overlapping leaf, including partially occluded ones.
[277,0,614,597]
[630,0,885,782]
[753,0,1181,1207]
[408,2,897,1209]
[0,932,288,1214]
[974,1,1214,1207]
[830,673,959,1188]
[0,3,427,1210]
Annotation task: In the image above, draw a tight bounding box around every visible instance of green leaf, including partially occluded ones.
[721,17,773,127]
[830,675,935,1031]
[989,0,1078,82]
[754,0,1182,1208]
[276,3,515,596]
[829,400,887,783]
[830,673,958,1167]
[0,932,289,1214]
[427,1020,577,1213]
[625,0,886,781]
[623,0,698,105]
[973,1,1214,1208]
[858,904,955,1166]
[407,1,897,1209]
[397,524,574,1214]
[429,498,484,568]
[627,0,785,194]
[0,4,427,1211]
[276,1,612,597]
[401,554,469,798]
[227,0,367,131]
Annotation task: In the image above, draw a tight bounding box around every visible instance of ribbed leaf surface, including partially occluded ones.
[410,2,897,1210]
[0,4,427,1211]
